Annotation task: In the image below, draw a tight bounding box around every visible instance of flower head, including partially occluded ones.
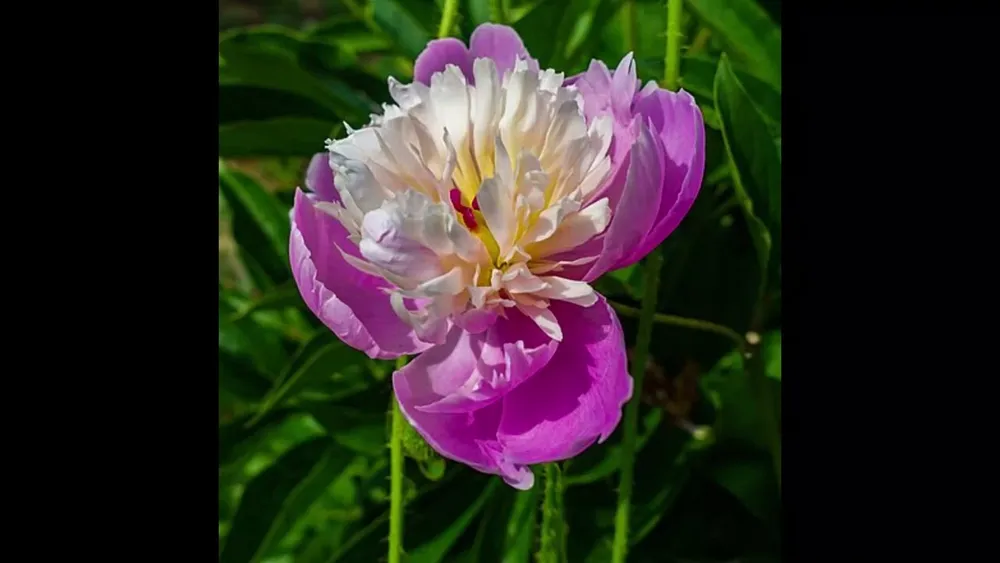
[290,24,705,489]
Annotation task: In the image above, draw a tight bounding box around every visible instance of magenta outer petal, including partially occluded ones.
[496,296,632,464]
[290,189,433,359]
[468,23,539,76]
[394,311,557,415]
[583,117,666,281]
[625,88,706,263]
[305,152,339,203]
[412,25,537,86]
[413,38,473,84]
[393,360,536,489]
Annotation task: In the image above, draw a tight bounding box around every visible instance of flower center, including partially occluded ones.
[449,188,502,272]
[321,56,617,343]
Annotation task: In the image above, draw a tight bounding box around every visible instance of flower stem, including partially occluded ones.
[389,355,408,563]
[624,0,638,54]
[611,249,663,563]
[608,301,744,349]
[438,0,460,39]
[537,463,567,563]
[663,0,684,91]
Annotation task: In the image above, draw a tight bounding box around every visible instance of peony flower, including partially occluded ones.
[290,23,704,489]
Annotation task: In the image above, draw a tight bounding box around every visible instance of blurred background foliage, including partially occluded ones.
[218,1,781,561]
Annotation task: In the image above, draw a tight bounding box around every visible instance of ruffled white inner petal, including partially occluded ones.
[317,58,615,342]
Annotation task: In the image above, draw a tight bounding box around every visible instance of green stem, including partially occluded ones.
[609,301,744,349]
[537,463,567,563]
[389,356,408,563]
[663,0,684,91]
[624,0,637,53]
[438,0,460,39]
[610,249,664,563]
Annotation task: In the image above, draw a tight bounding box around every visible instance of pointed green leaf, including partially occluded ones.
[714,54,781,296]
[219,117,336,159]
[680,54,781,129]
[220,437,353,563]
[250,330,368,425]
[708,453,780,528]
[227,282,303,323]
[762,330,781,381]
[687,0,781,88]
[372,0,432,59]
[218,165,291,286]
[219,408,295,471]
[409,480,500,562]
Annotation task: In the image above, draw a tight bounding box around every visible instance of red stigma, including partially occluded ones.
[449,188,479,229]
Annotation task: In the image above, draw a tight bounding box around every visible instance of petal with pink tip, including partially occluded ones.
[290,189,433,359]
[469,23,539,77]
[305,152,339,203]
[413,38,473,85]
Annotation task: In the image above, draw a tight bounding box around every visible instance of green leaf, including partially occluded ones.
[220,292,289,379]
[514,0,601,70]
[597,1,666,77]
[219,348,275,404]
[220,437,353,563]
[251,330,368,424]
[219,408,295,472]
[502,486,540,563]
[466,0,493,27]
[686,0,782,89]
[628,423,699,546]
[227,282,303,323]
[219,46,345,116]
[302,383,392,457]
[714,55,781,234]
[708,453,780,528]
[680,54,781,129]
[219,25,378,121]
[219,117,336,159]
[409,480,500,562]
[762,330,781,381]
[329,467,475,562]
[714,54,781,296]
[701,349,770,450]
[218,164,292,286]
[220,85,337,126]
[564,409,662,487]
[372,0,433,59]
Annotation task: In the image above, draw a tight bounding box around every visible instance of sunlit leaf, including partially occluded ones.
[220,437,353,563]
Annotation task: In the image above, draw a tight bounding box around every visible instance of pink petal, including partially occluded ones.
[393,344,538,489]
[625,88,706,263]
[394,310,557,415]
[290,189,433,359]
[583,117,666,281]
[496,296,632,464]
[414,38,473,84]
[305,152,339,203]
[469,24,539,77]
[569,59,613,123]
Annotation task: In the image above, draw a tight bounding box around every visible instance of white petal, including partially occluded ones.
[477,177,516,256]
[516,304,562,342]
[329,153,390,213]
[526,198,611,258]
[534,276,598,307]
